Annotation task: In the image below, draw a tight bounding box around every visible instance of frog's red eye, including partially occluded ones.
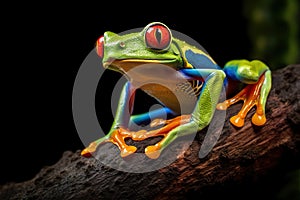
[96,36,104,58]
[145,23,171,50]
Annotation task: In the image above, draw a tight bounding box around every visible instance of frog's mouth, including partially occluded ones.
[103,58,180,73]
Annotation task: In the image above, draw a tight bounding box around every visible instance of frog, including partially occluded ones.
[81,22,272,159]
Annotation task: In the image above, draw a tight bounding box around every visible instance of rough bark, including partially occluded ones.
[1,65,299,200]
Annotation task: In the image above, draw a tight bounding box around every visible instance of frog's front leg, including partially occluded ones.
[144,69,226,159]
[81,81,138,157]
[217,60,272,127]
[81,82,177,157]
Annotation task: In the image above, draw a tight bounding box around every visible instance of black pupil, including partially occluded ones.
[155,28,162,44]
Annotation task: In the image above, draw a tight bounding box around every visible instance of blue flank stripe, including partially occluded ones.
[185,49,221,70]
[185,49,228,88]
[223,65,240,81]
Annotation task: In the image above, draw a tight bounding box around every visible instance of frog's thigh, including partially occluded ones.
[223,60,267,84]
[144,70,226,159]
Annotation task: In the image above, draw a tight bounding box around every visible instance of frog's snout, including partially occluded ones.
[96,35,104,58]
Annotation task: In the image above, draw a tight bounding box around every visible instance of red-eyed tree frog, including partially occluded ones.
[81,22,272,159]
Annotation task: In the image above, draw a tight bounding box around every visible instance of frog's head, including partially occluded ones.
[95,22,183,73]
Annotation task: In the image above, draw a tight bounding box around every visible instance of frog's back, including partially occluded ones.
[173,38,221,70]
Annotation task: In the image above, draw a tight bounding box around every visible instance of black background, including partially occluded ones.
[1,2,252,185]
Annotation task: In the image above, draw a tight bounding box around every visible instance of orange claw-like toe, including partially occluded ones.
[216,101,229,110]
[81,141,98,157]
[230,115,245,127]
[145,144,161,159]
[120,145,137,157]
[252,113,266,126]
[81,149,92,157]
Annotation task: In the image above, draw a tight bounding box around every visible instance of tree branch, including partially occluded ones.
[1,65,299,200]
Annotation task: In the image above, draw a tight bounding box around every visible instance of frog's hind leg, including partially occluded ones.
[144,69,226,159]
[129,114,191,141]
[217,60,272,127]
[252,70,271,126]
[81,106,180,157]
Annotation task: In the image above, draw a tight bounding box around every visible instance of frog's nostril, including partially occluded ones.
[96,35,104,58]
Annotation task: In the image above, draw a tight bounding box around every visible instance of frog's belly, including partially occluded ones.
[140,83,198,115]
[125,64,201,114]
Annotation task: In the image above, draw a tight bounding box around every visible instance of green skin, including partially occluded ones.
[87,22,272,158]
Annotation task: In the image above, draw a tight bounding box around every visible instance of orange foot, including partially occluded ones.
[145,144,161,159]
[129,115,191,141]
[81,128,137,158]
[133,115,191,159]
[217,74,266,127]
[81,115,191,159]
